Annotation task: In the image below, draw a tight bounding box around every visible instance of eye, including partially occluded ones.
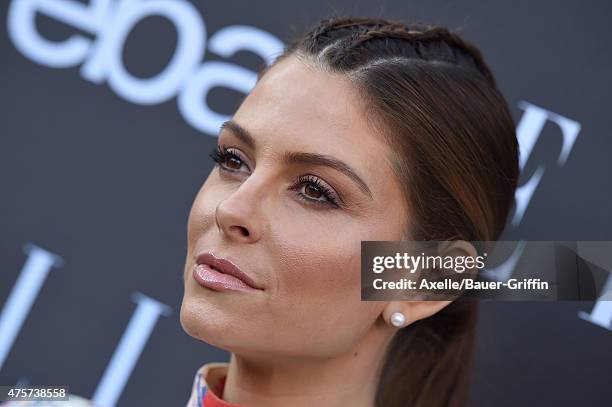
[209,145,250,174]
[292,175,342,208]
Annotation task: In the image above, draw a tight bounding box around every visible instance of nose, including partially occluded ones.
[215,180,263,243]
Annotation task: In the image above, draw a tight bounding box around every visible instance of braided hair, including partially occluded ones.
[264,15,519,407]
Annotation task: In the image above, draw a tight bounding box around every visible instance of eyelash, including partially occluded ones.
[209,145,250,172]
[208,145,342,208]
[293,175,341,208]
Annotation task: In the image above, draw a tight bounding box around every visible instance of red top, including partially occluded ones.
[203,374,242,407]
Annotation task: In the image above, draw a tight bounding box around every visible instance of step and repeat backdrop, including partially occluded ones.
[1,0,610,406]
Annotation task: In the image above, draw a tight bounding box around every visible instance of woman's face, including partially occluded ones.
[180,55,409,359]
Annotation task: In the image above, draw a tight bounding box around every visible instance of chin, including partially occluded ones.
[179,293,245,350]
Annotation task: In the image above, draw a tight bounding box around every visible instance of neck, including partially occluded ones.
[221,316,394,407]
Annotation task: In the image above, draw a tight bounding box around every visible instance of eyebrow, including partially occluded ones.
[220,120,256,149]
[219,119,373,199]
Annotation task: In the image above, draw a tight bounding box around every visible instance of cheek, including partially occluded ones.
[273,214,403,302]
[278,232,359,295]
[272,214,361,295]
[265,220,385,351]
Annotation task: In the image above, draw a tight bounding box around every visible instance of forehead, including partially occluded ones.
[231,55,392,178]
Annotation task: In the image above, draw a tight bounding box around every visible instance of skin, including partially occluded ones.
[180,54,465,407]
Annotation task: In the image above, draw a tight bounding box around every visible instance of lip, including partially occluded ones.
[193,251,263,292]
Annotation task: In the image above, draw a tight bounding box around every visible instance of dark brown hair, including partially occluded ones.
[260,15,520,407]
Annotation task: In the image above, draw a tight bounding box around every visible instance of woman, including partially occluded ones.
[181,14,519,407]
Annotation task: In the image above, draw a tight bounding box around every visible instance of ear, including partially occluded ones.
[382,300,452,328]
[436,240,478,261]
[381,240,478,328]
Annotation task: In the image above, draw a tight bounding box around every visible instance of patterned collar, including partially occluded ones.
[186,362,242,407]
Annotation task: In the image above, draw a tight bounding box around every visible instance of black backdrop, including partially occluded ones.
[1,1,611,406]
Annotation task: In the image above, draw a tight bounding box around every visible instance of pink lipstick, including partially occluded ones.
[193,252,263,293]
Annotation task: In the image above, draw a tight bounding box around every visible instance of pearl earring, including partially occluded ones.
[390,312,406,328]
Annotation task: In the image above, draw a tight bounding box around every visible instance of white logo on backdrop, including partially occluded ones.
[0,244,172,407]
[7,0,285,135]
[483,102,582,278]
